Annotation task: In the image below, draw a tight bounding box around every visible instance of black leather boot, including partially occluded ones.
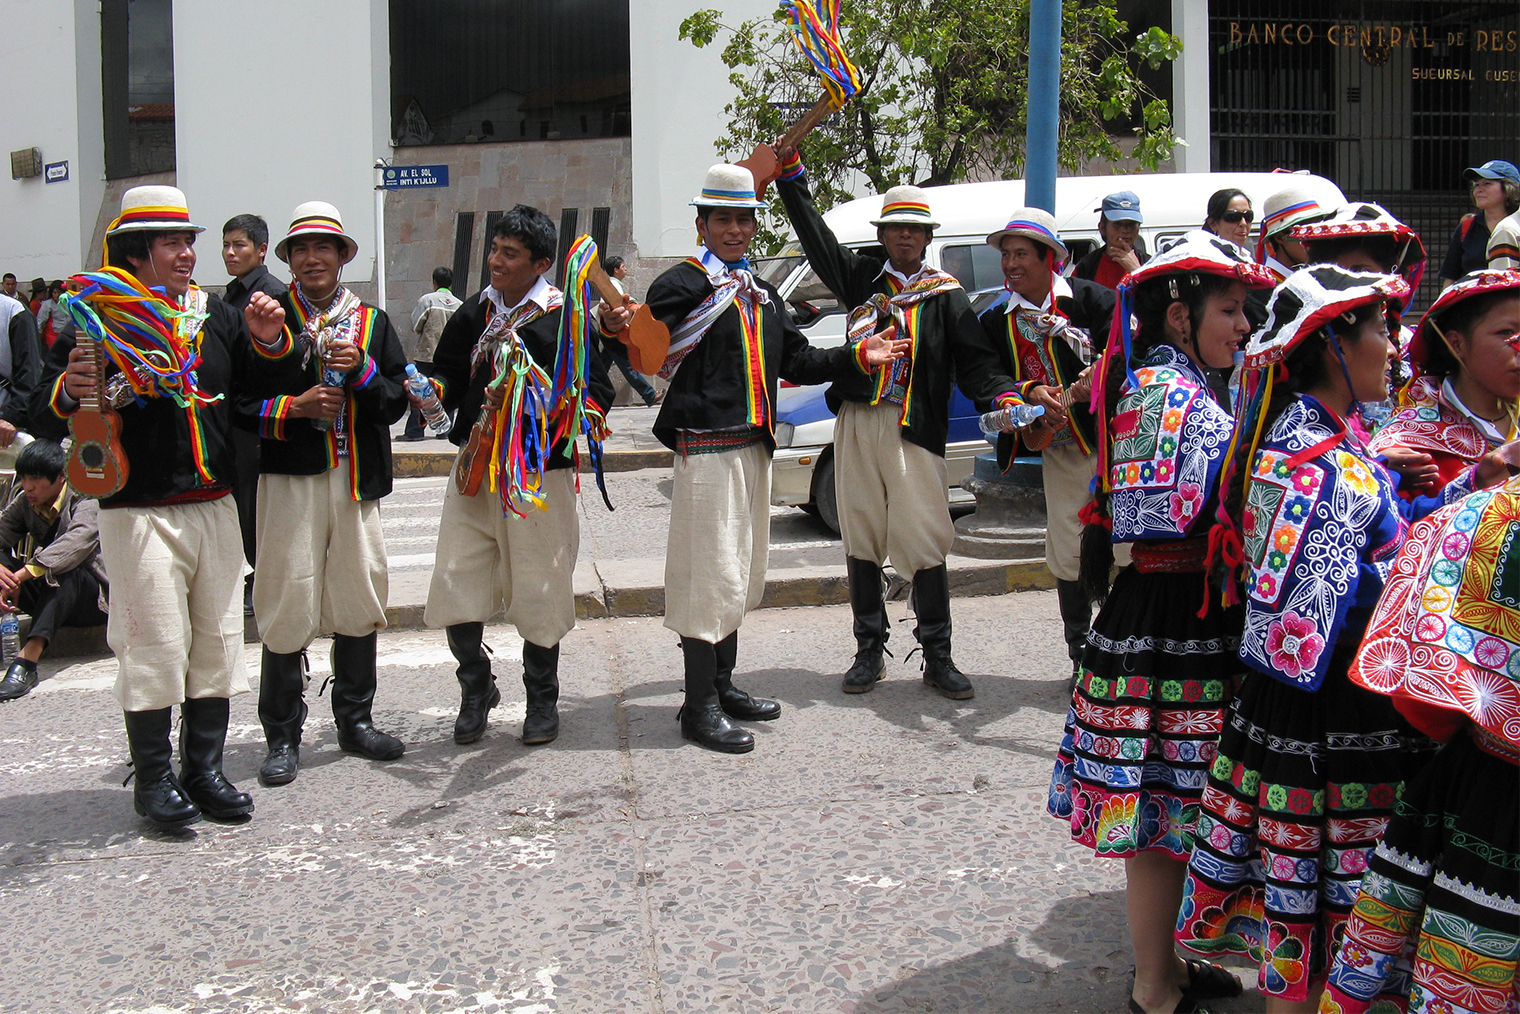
[1055,579,1091,672]
[123,708,200,830]
[911,565,974,700]
[841,557,889,693]
[257,647,307,786]
[521,641,560,746]
[180,697,254,820]
[448,622,499,745]
[330,633,405,760]
[713,632,780,720]
[678,637,754,753]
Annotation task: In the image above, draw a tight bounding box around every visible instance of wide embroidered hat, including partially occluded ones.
[1288,201,1427,286]
[1408,267,1520,371]
[1254,182,1333,263]
[690,163,766,209]
[1093,231,1279,486]
[870,185,939,228]
[106,185,205,236]
[275,202,359,264]
[986,207,1068,262]
[1247,263,1410,368]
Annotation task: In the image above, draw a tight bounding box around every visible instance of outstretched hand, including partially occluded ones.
[861,325,909,368]
[245,292,286,345]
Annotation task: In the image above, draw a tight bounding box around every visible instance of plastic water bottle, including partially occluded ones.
[1,612,19,666]
[405,364,450,435]
[313,360,347,432]
[979,403,1046,435]
[1227,350,1245,409]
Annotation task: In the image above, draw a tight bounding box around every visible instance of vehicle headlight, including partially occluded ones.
[774,422,795,448]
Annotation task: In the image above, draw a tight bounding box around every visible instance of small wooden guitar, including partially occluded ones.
[1020,382,1090,453]
[454,347,508,497]
[66,333,129,497]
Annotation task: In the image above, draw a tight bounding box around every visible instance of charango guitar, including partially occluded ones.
[65,332,129,497]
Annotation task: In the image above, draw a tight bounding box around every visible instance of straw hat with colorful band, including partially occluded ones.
[275,201,359,264]
[1407,268,1520,372]
[690,164,766,209]
[870,185,939,228]
[1254,184,1332,263]
[986,208,1068,262]
[1246,265,1410,368]
[105,185,205,236]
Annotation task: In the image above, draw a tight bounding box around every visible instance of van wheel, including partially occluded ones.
[812,452,840,535]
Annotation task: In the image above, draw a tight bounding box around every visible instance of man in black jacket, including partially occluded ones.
[603,164,906,753]
[774,148,1019,700]
[220,213,287,616]
[47,184,290,830]
[240,202,410,787]
[423,205,614,749]
[979,208,1122,682]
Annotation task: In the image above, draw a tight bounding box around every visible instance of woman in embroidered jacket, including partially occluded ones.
[1051,232,1276,1014]
[1319,469,1520,1014]
[1370,269,1520,497]
[1174,265,1517,1012]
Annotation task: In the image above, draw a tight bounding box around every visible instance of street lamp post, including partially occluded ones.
[1024,0,1062,214]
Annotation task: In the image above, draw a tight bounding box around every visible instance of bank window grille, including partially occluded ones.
[1209,2,1519,312]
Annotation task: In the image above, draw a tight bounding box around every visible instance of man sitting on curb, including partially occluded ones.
[0,440,109,700]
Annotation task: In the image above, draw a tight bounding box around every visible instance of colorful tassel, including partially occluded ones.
[59,267,217,407]
[779,0,862,109]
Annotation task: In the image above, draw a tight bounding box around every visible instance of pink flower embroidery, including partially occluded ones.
[1155,459,1175,484]
[1264,611,1326,680]
[1168,482,1203,526]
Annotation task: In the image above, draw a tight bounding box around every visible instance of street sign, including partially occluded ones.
[382,164,449,189]
[44,160,68,183]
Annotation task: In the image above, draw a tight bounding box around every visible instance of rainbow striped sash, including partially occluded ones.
[659,257,769,381]
[844,268,961,415]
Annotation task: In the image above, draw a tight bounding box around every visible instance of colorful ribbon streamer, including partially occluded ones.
[483,339,552,518]
[58,267,217,407]
[779,0,862,108]
[552,235,613,511]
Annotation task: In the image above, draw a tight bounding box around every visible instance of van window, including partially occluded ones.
[940,243,1003,291]
[785,265,843,326]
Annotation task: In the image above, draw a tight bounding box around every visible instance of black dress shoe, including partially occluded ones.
[259,744,299,786]
[840,651,885,693]
[0,658,38,700]
[181,769,254,820]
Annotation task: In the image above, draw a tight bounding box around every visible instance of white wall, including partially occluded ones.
[0,1,103,281]
[629,0,770,259]
[173,0,389,288]
[1172,0,1211,174]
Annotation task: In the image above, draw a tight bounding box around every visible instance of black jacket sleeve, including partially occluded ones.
[430,296,482,415]
[350,310,410,425]
[776,174,885,308]
[943,289,1019,405]
[777,293,860,387]
[27,325,71,442]
[4,310,41,429]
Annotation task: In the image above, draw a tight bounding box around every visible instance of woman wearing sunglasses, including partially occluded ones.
[1203,189,1254,251]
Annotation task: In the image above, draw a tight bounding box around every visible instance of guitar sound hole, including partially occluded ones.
[81,444,105,469]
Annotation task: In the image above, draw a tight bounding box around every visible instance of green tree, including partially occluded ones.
[681,1,1182,251]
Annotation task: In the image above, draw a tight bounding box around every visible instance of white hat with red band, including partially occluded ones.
[275,201,359,264]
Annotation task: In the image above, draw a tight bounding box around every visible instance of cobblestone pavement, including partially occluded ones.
[0,593,1262,1014]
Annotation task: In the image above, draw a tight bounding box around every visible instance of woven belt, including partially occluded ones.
[1130,538,1209,574]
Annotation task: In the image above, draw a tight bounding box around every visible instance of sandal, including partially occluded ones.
[1180,958,1242,1000]
[1127,995,1207,1014]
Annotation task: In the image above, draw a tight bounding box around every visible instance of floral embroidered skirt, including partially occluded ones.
[1047,567,1245,860]
[1175,646,1440,1002]
[1320,726,1519,1014]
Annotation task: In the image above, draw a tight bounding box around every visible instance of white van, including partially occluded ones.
[763,171,1346,531]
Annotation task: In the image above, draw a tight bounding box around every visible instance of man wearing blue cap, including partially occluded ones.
[1071,191,1150,291]
[1440,159,1520,286]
